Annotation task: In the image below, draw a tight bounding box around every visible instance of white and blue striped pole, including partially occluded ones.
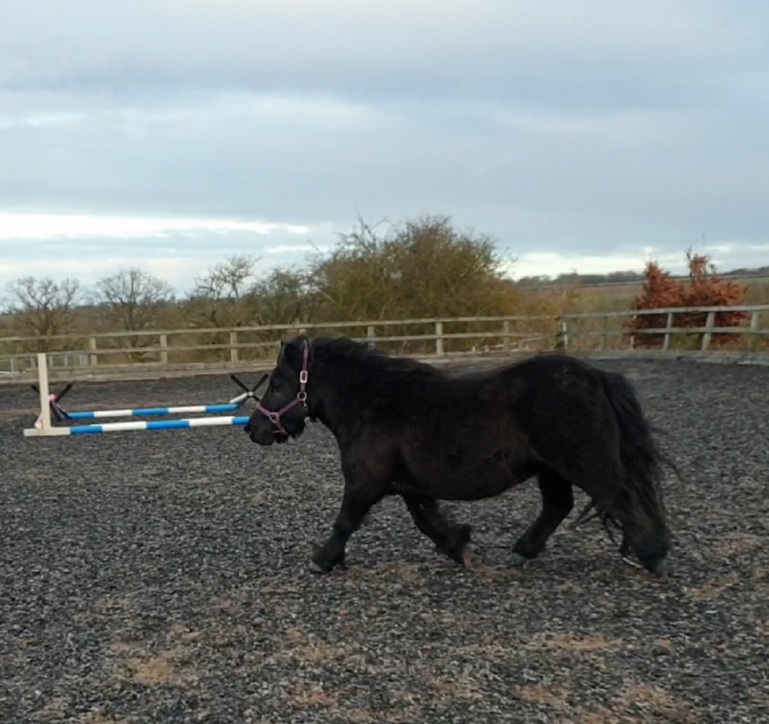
[66,415,251,435]
[65,403,242,420]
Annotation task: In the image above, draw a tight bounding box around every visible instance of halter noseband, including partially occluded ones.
[254,341,310,436]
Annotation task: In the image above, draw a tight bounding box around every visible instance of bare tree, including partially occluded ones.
[189,254,259,327]
[4,276,83,344]
[93,268,174,337]
[251,266,321,324]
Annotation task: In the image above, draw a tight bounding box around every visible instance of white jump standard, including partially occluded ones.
[23,353,263,438]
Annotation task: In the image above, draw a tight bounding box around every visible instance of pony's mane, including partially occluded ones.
[308,335,438,377]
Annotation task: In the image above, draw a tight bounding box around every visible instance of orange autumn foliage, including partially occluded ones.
[629,250,749,348]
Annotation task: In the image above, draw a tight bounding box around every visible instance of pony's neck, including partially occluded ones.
[308,346,388,434]
[306,342,441,439]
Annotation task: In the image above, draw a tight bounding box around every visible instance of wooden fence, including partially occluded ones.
[1,305,768,380]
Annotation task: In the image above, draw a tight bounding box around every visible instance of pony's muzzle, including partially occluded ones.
[243,416,277,445]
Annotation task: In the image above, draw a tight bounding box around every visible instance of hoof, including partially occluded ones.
[626,555,668,578]
[627,550,669,578]
[636,547,670,579]
[447,544,471,567]
[309,559,331,574]
[648,556,669,578]
[444,524,472,566]
[621,555,643,570]
[510,552,530,567]
[309,544,344,575]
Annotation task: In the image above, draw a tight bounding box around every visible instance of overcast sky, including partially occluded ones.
[1,0,768,294]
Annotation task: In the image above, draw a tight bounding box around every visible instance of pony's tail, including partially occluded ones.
[575,370,677,569]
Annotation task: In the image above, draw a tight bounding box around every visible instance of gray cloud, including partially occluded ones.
[1,0,768,287]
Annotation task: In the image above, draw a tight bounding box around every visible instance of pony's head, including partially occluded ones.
[244,335,313,445]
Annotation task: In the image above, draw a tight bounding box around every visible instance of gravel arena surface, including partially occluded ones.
[1,356,768,723]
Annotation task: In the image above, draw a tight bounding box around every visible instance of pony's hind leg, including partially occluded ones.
[614,495,669,576]
[511,468,574,566]
[570,471,669,577]
[403,494,471,566]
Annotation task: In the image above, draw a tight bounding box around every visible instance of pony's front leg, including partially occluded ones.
[309,482,385,574]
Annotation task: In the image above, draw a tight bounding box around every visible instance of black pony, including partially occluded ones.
[244,334,673,578]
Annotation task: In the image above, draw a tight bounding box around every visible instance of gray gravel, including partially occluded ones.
[1,357,768,723]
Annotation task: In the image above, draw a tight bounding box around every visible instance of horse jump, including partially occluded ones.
[23,353,265,437]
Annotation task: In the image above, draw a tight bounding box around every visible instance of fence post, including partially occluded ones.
[600,315,609,350]
[749,311,760,350]
[701,311,715,350]
[88,336,98,366]
[555,318,569,350]
[663,312,673,351]
[502,320,510,351]
[229,331,238,363]
[367,325,376,348]
[435,321,444,356]
[159,334,169,364]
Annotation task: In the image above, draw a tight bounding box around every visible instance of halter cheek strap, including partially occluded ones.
[255,342,310,435]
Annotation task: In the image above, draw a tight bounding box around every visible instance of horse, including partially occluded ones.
[244,334,674,579]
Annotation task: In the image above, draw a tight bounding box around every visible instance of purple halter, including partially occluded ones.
[254,341,310,436]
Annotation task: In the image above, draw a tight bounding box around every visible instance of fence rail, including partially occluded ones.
[1,305,768,380]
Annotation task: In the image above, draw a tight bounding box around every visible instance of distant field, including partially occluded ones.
[512,275,769,353]
[561,276,769,314]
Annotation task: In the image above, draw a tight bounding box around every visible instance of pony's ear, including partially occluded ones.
[276,340,286,362]
[282,335,310,368]
[282,339,303,366]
